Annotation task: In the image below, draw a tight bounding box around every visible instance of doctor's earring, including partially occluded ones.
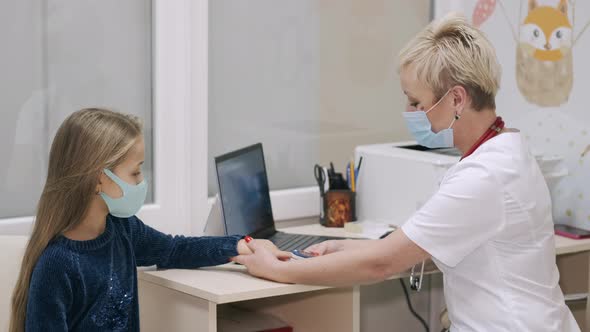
[454,112,461,120]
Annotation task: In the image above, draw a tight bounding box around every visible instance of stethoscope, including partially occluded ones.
[378,228,424,291]
[409,260,425,291]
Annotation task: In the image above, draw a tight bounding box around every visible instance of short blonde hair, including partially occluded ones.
[398,13,501,111]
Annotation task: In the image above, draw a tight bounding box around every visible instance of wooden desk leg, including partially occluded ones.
[138,279,217,332]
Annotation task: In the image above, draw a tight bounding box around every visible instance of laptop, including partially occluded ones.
[215,143,346,252]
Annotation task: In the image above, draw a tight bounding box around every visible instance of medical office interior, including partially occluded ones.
[2,0,590,331]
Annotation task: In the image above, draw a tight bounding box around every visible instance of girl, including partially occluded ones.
[10,108,289,331]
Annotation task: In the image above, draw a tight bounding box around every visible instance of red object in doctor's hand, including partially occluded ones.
[244,235,253,243]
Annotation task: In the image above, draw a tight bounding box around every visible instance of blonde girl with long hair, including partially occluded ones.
[10,109,289,331]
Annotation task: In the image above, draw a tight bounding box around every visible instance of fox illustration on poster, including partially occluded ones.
[435,0,590,229]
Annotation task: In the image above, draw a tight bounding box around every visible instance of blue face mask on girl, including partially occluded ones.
[402,89,458,149]
[100,169,147,218]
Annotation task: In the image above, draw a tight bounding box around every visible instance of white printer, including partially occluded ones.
[354,142,460,225]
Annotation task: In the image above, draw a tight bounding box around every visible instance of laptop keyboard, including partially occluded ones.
[270,232,342,252]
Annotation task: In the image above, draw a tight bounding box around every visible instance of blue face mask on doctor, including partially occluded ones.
[402,89,458,149]
[100,169,147,218]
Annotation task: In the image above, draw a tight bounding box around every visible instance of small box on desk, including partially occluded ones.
[320,189,356,228]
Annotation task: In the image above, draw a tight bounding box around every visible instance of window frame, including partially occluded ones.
[0,0,201,235]
[1,0,338,235]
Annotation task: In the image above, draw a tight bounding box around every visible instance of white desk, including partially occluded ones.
[555,235,590,255]
[138,224,590,332]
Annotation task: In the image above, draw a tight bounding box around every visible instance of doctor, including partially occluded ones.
[234,14,579,331]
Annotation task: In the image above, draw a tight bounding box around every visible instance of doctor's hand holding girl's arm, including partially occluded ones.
[232,230,429,287]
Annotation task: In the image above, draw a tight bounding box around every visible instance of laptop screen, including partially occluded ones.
[215,143,275,236]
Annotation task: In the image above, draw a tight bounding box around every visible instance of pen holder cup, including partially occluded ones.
[320,190,356,228]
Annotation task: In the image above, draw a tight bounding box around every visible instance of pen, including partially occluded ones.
[356,156,363,183]
[350,158,355,192]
